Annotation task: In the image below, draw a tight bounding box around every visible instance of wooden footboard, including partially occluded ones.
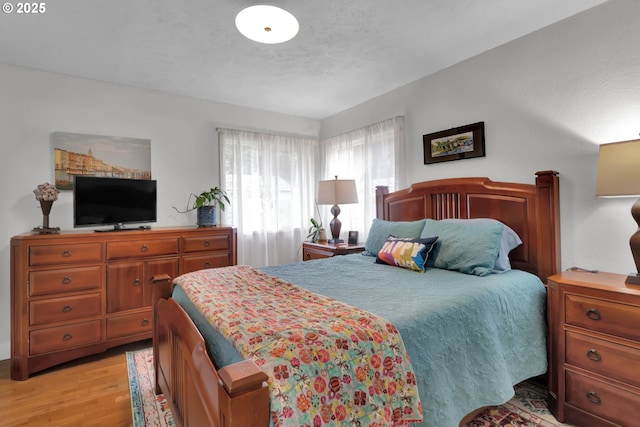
[153,278,269,427]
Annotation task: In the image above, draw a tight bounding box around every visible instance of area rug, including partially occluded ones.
[465,381,575,427]
[127,348,572,427]
[127,348,175,427]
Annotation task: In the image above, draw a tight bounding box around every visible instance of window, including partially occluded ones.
[219,117,404,266]
[219,128,318,267]
[319,116,405,243]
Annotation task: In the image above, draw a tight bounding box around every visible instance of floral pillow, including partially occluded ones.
[375,236,439,272]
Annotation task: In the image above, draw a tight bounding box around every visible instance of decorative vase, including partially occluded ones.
[33,200,60,234]
[40,200,53,228]
[318,229,328,243]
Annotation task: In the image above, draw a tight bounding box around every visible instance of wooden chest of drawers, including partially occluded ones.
[181,232,235,272]
[547,271,640,426]
[11,226,236,380]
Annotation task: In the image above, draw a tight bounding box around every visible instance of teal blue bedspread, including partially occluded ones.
[173,253,547,427]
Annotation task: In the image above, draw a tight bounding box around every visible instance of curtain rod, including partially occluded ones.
[216,126,319,140]
[319,115,404,141]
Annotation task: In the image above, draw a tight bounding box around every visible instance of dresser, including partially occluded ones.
[547,270,640,426]
[10,226,237,380]
[302,241,365,261]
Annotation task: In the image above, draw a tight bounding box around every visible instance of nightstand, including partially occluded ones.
[547,270,640,427]
[302,241,365,261]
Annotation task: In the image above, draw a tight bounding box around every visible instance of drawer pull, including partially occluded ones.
[141,318,150,326]
[204,240,211,247]
[62,304,73,313]
[61,276,72,284]
[140,244,149,252]
[586,391,601,404]
[61,250,72,258]
[62,332,73,341]
[150,273,172,284]
[586,308,601,321]
[586,349,601,361]
[204,262,212,268]
[133,279,142,286]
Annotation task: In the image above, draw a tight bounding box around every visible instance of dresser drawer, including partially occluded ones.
[29,243,102,267]
[106,238,179,260]
[30,293,102,326]
[106,311,152,340]
[29,266,101,296]
[29,320,102,355]
[182,234,230,253]
[565,370,640,427]
[303,247,335,260]
[182,253,232,274]
[566,330,640,388]
[565,294,640,342]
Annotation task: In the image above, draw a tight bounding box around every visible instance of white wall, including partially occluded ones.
[321,0,640,277]
[0,64,320,360]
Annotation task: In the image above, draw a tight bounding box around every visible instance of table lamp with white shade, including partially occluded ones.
[317,176,358,244]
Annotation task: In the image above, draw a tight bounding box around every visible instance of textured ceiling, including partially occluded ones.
[0,0,607,119]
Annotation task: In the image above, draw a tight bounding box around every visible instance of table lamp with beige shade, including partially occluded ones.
[595,138,640,284]
[317,176,358,244]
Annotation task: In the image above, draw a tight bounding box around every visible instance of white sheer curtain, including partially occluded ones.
[319,116,405,243]
[219,128,318,267]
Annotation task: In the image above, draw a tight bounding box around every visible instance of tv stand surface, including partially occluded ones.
[94,224,151,232]
[10,225,237,380]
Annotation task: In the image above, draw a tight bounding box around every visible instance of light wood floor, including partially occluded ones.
[0,340,151,427]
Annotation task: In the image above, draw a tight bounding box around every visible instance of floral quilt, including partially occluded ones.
[175,265,423,427]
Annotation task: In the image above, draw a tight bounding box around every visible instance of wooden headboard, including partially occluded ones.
[375,170,560,281]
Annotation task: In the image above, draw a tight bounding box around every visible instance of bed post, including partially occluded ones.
[376,185,389,219]
[535,170,560,281]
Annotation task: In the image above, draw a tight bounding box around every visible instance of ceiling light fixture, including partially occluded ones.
[235,5,299,44]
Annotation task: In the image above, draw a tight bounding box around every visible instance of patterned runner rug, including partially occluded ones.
[127,348,175,427]
[126,348,572,427]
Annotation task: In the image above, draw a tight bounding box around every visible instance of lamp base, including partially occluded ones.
[329,205,342,245]
[625,273,640,285]
[630,199,640,286]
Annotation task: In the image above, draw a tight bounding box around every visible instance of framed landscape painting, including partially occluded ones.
[423,121,485,164]
[52,132,151,190]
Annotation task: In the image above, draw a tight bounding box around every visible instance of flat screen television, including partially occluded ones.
[73,175,157,231]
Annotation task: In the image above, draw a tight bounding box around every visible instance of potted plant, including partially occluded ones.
[307,217,326,243]
[174,187,230,227]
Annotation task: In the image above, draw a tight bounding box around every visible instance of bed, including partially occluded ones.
[152,170,560,427]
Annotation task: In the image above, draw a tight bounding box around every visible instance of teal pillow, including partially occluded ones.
[420,219,503,276]
[441,218,522,272]
[363,219,427,256]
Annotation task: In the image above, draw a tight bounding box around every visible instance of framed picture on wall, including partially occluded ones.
[52,132,152,191]
[423,121,485,164]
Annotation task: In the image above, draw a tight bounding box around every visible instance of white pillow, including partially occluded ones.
[442,218,522,273]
